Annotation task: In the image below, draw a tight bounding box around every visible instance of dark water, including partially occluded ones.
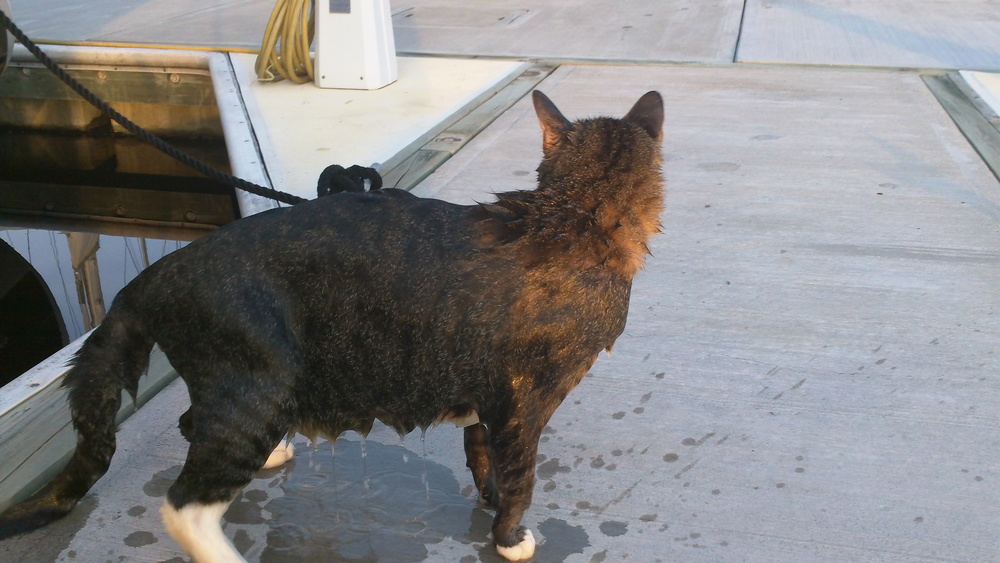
[0,226,194,385]
[0,126,228,383]
[0,228,188,342]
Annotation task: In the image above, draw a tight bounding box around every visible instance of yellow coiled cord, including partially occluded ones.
[255,0,314,83]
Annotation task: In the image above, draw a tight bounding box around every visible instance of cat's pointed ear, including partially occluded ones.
[533,90,572,154]
[624,91,664,143]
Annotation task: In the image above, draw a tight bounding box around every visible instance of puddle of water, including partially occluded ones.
[537,517,590,560]
[231,433,594,562]
[240,437,493,563]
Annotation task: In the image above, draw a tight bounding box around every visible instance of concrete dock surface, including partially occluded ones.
[1,1,999,562]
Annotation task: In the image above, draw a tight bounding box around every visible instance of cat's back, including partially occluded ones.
[148,191,475,280]
[117,192,482,334]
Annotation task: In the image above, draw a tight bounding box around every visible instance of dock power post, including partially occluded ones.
[314,0,397,90]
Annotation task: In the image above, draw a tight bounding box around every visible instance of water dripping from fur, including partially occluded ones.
[359,435,371,492]
[420,427,431,501]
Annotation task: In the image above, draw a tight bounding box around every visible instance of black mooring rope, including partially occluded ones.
[0,9,307,206]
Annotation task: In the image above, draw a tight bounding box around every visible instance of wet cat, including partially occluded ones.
[0,90,664,561]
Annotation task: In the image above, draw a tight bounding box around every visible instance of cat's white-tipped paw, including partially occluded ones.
[262,442,295,469]
[496,529,535,561]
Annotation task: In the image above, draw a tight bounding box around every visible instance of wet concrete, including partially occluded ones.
[0,377,616,562]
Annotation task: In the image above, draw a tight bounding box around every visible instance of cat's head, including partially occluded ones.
[474,91,665,277]
[533,90,663,156]
[530,90,666,275]
[530,90,664,207]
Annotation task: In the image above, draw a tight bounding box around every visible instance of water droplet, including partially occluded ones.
[420,427,430,500]
[360,436,371,492]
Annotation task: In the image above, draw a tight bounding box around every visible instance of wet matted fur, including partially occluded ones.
[0,90,665,561]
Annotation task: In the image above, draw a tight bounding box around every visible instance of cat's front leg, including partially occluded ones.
[487,415,545,561]
[464,423,500,509]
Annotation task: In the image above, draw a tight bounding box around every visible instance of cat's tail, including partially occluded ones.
[0,298,154,539]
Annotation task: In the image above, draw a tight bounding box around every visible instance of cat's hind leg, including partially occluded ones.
[178,411,295,470]
[163,428,286,561]
[162,447,256,563]
[162,380,292,562]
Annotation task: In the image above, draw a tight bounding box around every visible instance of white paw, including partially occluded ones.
[161,500,245,563]
[262,442,295,469]
[496,529,535,561]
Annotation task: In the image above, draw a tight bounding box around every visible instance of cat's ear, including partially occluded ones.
[624,91,664,143]
[533,90,572,154]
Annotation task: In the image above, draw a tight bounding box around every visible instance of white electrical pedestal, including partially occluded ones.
[314,0,397,90]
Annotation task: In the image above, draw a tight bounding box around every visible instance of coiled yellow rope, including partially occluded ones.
[255,0,314,83]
